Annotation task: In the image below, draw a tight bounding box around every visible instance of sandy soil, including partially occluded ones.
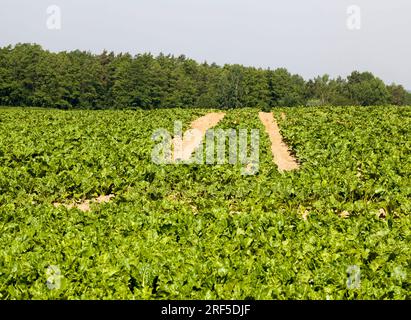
[173,112,225,161]
[53,194,115,212]
[258,112,299,172]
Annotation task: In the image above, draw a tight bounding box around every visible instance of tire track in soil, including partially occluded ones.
[172,112,226,161]
[259,112,299,172]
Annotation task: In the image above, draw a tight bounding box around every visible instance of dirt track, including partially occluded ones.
[258,112,299,172]
[53,194,114,212]
[173,112,225,161]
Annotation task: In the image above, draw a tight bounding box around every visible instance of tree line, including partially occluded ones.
[0,43,410,109]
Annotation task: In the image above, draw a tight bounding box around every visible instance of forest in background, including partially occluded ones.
[1,43,410,110]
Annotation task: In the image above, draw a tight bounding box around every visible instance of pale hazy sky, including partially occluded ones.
[1,0,410,88]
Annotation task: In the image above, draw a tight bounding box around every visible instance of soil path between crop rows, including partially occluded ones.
[53,194,115,212]
[173,112,225,161]
[258,112,299,172]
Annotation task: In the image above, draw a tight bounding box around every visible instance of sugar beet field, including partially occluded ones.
[0,106,410,299]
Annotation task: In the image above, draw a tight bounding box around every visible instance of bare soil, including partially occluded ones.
[173,112,225,161]
[258,112,299,172]
[53,194,115,212]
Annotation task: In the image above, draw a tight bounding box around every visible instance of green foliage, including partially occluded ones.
[347,71,390,106]
[267,68,306,107]
[386,84,409,106]
[0,106,410,299]
[0,44,408,109]
[306,75,352,106]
